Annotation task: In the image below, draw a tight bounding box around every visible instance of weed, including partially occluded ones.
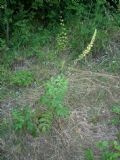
[84,140,120,160]
[56,16,68,52]
[40,74,69,117]
[85,149,94,160]
[10,75,69,135]
[96,141,120,160]
[74,29,97,64]
[39,74,69,132]
[12,106,36,135]
[10,70,34,87]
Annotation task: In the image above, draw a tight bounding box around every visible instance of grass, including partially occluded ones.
[1,58,120,159]
[10,70,34,87]
[0,13,120,160]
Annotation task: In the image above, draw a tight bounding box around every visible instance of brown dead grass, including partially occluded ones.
[1,65,120,160]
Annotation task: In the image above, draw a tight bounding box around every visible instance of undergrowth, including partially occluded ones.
[0,1,120,159]
[5,74,69,136]
[85,141,120,160]
[10,70,34,87]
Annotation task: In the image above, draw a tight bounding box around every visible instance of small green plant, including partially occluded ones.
[10,75,69,135]
[40,74,69,117]
[96,141,120,160]
[39,74,69,132]
[111,105,120,125]
[84,141,120,160]
[12,106,36,135]
[10,70,34,87]
[85,149,94,160]
[56,16,68,51]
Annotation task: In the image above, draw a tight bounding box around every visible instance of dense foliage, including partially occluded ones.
[0,0,119,44]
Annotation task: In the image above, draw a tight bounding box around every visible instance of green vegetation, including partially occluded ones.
[111,105,120,126]
[85,141,120,160]
[10,70,34,87]
[40,75,69,118]
[85,149,94,160]
[0,0,120,159]
[12,106,36,135]
[96,141,120,160]
[8,75,69,135]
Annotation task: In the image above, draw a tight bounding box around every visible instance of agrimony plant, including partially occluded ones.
[39,74,69,132]
[56,16,68,51]
[74,29,97,64]
[40,74,69,117]
[12,106,36,135]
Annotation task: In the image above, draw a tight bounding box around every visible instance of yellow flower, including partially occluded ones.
[74,29,97,64]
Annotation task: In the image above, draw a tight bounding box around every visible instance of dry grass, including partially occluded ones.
[1,65,120,160]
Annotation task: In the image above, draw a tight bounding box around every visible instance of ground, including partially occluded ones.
[0,35,120,160]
